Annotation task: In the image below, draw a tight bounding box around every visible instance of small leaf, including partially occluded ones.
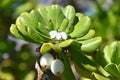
[58,39,74,48]
[40,43,62,54]
[40,43,52,54]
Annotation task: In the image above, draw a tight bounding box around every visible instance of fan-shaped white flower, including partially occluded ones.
[60,32,68,40]
[49,30,68,40]
[49,30,58,39]
[56,32,62,40]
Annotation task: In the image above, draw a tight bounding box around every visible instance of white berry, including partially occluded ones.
[40,53,54,69]
[51,59,64,76]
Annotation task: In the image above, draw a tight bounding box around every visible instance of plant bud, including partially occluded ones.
[40,53,54,69]
[51,59,64,76]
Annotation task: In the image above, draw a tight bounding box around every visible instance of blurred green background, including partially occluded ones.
[0,0,120,80]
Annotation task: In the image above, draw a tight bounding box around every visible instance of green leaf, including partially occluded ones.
[68,41,97,72]
[76,13,84,21]
[79,37,102,52]
[105,63,120,79]
[36,22,49,36]
[37,7,48,25]
[40,43,52,54]
[27,27,45,43]
[118,64,120,72]
[40,43,62,54]
[93,51,108,67]
[76,29,95,40]
[10,24,25,40]
[58,39,74,48]
[104,41,120,65]
[28,10,46,27]
[37,7,54,31]
[10,24,35,43]
[47,5,64,30]
[59,18,69,31]
[111,41,120,65]
[63,5,75,26]
[61,52,76,80]
[104,45,113,64]
[92,72,110,80]
[16,12,34,27]
[16,15,33,39]
[69,15,91,38]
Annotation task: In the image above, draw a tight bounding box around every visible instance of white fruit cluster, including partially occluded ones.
[40,53,64,76]
[49,30,68,40]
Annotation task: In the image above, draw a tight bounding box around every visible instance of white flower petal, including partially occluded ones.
[50,33,57,39]
[56,33,61,40]
[49,30,57,36]
[60,32,68,40]
[49,30,57,39]
[49,30,67,40]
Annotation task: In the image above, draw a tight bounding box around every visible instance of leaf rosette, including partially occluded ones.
[10,5,102,53]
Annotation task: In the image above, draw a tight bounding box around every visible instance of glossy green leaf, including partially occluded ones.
[76,13,84,21]
[59,18,69,31]
[74,63,93,79]
[104,45,113,64]
[118,64,120,72]
[68,41,97,72]
[10,24,35,43]
[69,16,91,38]
[40,43,62,54]
[36,22,49,36]
[40,43,52,54]
[63,5,75,26]
[105,63,120,79]
[61,52,76,80]
[47,5,64,30]
[104,41,120,65]
[92,72,110,80]
[58,39,74,48]
[79,37,102,52]
[16,12,34,27]
[10,24,25,40]
[27,26,45,43]
[76,29,95,40]
[37,7,48,25]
